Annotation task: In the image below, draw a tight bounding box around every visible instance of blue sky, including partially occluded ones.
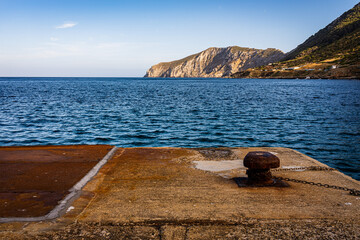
[0,0,358,77]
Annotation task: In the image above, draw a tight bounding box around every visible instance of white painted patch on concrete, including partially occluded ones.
[193,160,243,172]
[66,206,75,213]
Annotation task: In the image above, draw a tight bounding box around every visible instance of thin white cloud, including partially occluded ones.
[56,22,77,29]
[50,37,58,41]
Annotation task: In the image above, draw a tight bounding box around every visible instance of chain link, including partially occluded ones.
[271,166,360,196]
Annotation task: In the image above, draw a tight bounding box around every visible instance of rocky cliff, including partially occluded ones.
[144,46,285,78]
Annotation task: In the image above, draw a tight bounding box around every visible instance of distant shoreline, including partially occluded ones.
[0,76,359,80]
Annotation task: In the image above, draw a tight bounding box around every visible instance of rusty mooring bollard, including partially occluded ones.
[243,151,280,186]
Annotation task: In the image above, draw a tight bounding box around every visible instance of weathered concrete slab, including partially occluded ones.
[0,145,114,219]
[76,147,359,222]
[0,147,359,239]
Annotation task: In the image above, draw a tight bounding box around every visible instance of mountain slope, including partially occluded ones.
[283,2,360,65]
[144,46,285,78]
[231,2,360,79]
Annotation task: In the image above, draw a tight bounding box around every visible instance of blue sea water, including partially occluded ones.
[0,77,359,180]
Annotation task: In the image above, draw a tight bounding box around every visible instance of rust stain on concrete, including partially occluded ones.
[0,145,113,218]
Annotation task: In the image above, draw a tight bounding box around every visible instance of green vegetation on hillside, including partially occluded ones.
[231,3,360,79]
[229,46,253,54]
[283,2,360,65]
[156,52,200,68]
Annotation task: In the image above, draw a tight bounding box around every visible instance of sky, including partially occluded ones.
[0,0,358,77]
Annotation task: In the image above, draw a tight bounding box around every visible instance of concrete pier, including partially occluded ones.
[0,146,359,239]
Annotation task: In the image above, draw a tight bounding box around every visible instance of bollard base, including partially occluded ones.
[233,177,290,188]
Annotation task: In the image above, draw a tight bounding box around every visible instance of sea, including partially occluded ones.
[0,77,359,180]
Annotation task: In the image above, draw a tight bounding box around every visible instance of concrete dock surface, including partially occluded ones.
[0,146,359,239]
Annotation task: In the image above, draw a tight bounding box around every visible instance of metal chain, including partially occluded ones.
[271,166,336,172]
[271,166,360,196]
